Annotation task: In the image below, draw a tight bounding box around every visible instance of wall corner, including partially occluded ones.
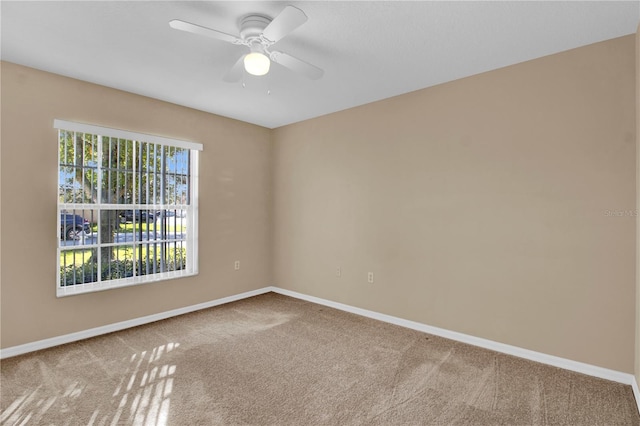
[635,22,640,395]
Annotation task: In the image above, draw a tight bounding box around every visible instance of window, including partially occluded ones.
[55,120,202,297]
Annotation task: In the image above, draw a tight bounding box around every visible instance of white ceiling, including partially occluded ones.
[2,1,638,129]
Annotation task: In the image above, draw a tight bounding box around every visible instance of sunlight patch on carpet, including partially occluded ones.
[110,342,179,426]
[0,342,180,426]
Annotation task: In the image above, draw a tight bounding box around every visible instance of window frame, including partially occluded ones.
[54,119,202,297]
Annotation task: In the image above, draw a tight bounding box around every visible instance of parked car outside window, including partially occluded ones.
[118,210,155,223]
[60,213,92,240]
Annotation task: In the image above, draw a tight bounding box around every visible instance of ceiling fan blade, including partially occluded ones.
[270,51,324,80]
[223,55,246,82]
[262,5,307,43]
[169,19,241,45]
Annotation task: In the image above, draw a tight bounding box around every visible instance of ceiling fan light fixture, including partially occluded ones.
[244,52,270,76]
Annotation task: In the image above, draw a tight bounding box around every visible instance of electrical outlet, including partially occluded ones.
[336,267,341,277]
[368,272,374,283]
[234,260,240,270]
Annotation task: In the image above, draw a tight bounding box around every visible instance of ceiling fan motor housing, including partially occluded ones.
[240,15,271,42]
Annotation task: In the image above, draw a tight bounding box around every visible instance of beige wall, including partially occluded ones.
[0,62,273,348]
[273,35,637,373]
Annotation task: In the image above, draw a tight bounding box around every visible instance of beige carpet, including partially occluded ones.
[1,292,639,425]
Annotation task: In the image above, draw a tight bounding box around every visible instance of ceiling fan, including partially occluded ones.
[169,5,324,82]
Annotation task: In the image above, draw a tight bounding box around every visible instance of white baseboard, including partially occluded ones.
[273,287,640,414]
[0,287,272,359]
[271,287,638,387]
[633,377,640,415]
[2,285,639,414]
